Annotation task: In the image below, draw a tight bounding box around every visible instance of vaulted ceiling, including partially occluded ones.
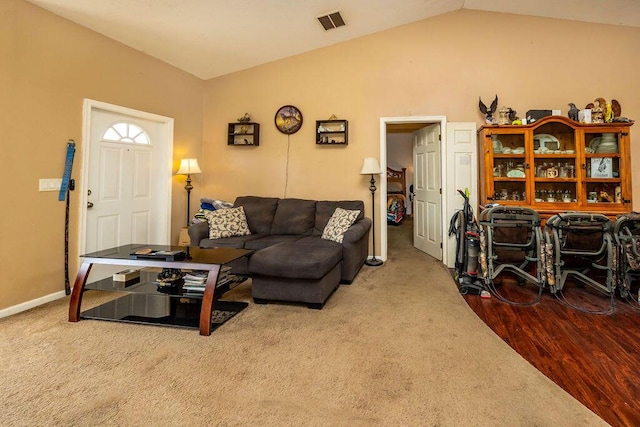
[27,0,640,80]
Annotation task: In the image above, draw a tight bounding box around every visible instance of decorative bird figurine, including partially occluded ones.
[605,102,614,123]
[568,103,579,121]
[479,95,498,124]
[611,99,622,118]
[508,108,520,124]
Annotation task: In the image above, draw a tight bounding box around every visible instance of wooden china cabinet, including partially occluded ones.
[478,116,633,220]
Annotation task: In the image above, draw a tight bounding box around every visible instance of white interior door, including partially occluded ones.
[444,122,478,267]
[413,124,442,259]
[81,100,173,256]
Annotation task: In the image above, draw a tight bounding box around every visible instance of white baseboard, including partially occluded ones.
[0,291,67,319]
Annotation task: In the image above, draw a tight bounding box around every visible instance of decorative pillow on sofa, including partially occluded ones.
[321,207,361,243]
[204,206,251,239]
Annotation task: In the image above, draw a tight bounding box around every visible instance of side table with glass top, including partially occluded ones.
[68,244,254,336]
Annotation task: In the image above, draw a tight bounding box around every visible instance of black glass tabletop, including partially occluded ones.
[81,244,253,266]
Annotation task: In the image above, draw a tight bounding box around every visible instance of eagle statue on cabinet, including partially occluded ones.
[479,95,498,124]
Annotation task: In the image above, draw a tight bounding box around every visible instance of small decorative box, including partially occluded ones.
[113,269,140,282]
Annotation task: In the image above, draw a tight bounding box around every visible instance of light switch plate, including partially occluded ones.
[39,178,62,192]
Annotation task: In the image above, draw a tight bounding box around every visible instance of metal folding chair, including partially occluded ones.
[613,212,640,300]
[545,212,615,298]
[479,206,544,304]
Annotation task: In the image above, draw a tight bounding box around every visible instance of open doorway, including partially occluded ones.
[386,127,416,257]
[379,116,446,263]
[379,117,478,268]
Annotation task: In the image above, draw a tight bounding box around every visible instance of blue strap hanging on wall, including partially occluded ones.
[59,140,76,201]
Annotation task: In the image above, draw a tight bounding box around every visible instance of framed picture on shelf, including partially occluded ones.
[590,157,613,178]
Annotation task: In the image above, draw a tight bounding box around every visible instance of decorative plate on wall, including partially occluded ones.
[274,105,303,134]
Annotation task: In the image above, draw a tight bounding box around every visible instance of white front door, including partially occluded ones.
[81,100,173,255]
[413,124,442,259]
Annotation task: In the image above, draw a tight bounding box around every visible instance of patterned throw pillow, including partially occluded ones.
[204,207,251,239]
[321,207,361,243]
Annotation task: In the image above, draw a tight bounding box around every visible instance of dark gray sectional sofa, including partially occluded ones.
[188,196,372,308]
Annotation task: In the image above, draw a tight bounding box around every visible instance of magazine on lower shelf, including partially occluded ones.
[182,267,233,293]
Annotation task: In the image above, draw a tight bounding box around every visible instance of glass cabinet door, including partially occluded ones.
[583,129,623,205]
[490,132,527,203]
[531,121,577,206]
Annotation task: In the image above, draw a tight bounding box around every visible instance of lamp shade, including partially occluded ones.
[360,157,382,175]
[176,158,202,175]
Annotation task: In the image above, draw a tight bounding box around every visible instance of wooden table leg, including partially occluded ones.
[199,265,221,336]
[68,262,93,322]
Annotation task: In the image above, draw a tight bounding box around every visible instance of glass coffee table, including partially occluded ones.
[68,244,253,336]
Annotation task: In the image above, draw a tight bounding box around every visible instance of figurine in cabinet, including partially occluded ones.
[600,190,613,203]
[546,165,559,178]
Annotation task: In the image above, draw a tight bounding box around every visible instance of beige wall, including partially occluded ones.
[1,0,204,310]
[4,3,640,311]
[202,9,640,254]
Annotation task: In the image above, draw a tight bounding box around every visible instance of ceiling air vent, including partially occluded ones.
[317,11,346,31]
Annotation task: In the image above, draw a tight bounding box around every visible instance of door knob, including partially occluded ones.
[87,202,94,208]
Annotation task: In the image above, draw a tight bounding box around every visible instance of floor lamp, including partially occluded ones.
[176,158,202,227]
[361,157,383,266]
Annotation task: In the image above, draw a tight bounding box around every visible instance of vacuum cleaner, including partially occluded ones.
[449,189,485,295]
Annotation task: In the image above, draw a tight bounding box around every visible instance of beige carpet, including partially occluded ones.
[0,221,606,426]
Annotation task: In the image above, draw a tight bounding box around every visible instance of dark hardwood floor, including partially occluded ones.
[388,219,640,426]
[462,272,640,426]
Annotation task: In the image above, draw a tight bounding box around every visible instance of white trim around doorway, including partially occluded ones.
[79,99,175,256]
[379,116,448,264]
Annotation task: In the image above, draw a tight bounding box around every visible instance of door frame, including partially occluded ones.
[78,99,175,255]
[380,116,447,263]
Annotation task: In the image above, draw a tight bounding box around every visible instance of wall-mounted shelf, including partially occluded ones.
[316,119,348,145]
[228,122,260,146]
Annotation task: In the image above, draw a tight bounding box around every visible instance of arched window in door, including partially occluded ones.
[102,122,150,144]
